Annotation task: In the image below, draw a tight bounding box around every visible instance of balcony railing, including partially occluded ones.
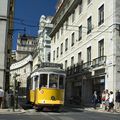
[66,56,106,77]
[92,56,106,68]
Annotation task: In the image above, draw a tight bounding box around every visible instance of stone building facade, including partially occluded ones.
[10,55,33,98]
[33,15,53,71]
[50,0,120,105]
[0,0,14,91]
[16,34,37,61]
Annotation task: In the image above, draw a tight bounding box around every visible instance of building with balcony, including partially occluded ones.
[50,0,120,105]
[0,0,14,91]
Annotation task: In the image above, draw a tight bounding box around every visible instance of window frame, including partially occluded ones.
[79,25,82,40]
[71,32,75,46]
[98,39,104,57]
[65,38,68,51]
[98,4,104,26]
[87,16,92,34]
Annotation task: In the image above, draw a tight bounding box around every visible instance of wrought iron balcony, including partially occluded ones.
[82,61,92,69]
[66,56,107,77]
[92,56,106,68]
[66,61,91,77]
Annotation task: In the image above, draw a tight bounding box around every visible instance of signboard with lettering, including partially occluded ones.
[40,62,63,68]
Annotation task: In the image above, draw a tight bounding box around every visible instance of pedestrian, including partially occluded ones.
[101,90,106,109]
[5,91,10,108]
[115,90,120,112]
[108,91,114,112]
[105,89,109,110]
[0,87,4,108]
[92,91,98,109]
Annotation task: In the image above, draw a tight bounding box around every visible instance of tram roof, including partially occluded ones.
[31,67,66,77]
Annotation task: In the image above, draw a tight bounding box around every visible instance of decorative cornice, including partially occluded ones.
[10,54,33,70]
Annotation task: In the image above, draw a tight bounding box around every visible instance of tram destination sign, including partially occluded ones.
[40,62,63,68]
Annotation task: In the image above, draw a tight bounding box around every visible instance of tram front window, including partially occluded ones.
[39,74,48,88]
[49,74,58,88]
[59,75,64,89]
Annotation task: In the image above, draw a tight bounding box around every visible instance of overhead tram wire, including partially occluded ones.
[0,11,118,33]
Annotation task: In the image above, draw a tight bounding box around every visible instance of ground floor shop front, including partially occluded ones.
[65,69,106,106]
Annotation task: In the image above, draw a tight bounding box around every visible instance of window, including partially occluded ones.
[98,39,104,57]
[65,60,68,70]
[71,32,75,46]
[98,4,104,26]
[61,43,63,55]
[39,74,48,88]
[49,74,58,88]
[53,50,55,61]
[88,0,92,4]
[71,56,74,66]
[65,38,68,51]
[78,52,82,63]
[87,16,92,34]
[72,11,75,22]
[59,75,64,89]
[24,69,26,73]
[57,47,59,58]
[47,52,50,62]
[66,19,68,29]
[87,46,91,62]
[79,0,83,14]
[35,76,39,88]
[79,25,82,40]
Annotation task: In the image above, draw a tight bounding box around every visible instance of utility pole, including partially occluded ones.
[12,73,20,112]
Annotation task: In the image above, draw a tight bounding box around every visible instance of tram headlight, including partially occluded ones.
[51,96,55,100]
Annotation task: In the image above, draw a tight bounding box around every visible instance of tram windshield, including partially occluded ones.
[49,74,58,88]
[39,74,48,88]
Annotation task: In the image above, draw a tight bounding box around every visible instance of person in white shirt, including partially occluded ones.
[108,91,114,112]
[0,87,4,108]
[105,89,109,110]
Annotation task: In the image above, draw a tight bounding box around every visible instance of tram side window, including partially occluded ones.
[30,78,33,90]
[59,75,64,89]
[39,74,48,87]
[35,76,39,88]
[49,74,58,88]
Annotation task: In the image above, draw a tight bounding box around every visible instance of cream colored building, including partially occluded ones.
[16,34,37,61]
[0,0,14,91]
[50,0,120,104]
[10,55,32,97]
[33,15,53,71]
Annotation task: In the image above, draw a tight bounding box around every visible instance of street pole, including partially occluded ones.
[12,73,20,112]
[13,74,15,112]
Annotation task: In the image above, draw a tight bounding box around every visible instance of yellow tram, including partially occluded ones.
[27,62,66,111]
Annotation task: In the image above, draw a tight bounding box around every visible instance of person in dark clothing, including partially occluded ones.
[92,91,98,109]
[115,90,120,111]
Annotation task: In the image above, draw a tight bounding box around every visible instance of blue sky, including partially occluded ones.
[13,0,58,50]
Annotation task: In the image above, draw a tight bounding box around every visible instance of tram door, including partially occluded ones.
[34,76,39,102]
